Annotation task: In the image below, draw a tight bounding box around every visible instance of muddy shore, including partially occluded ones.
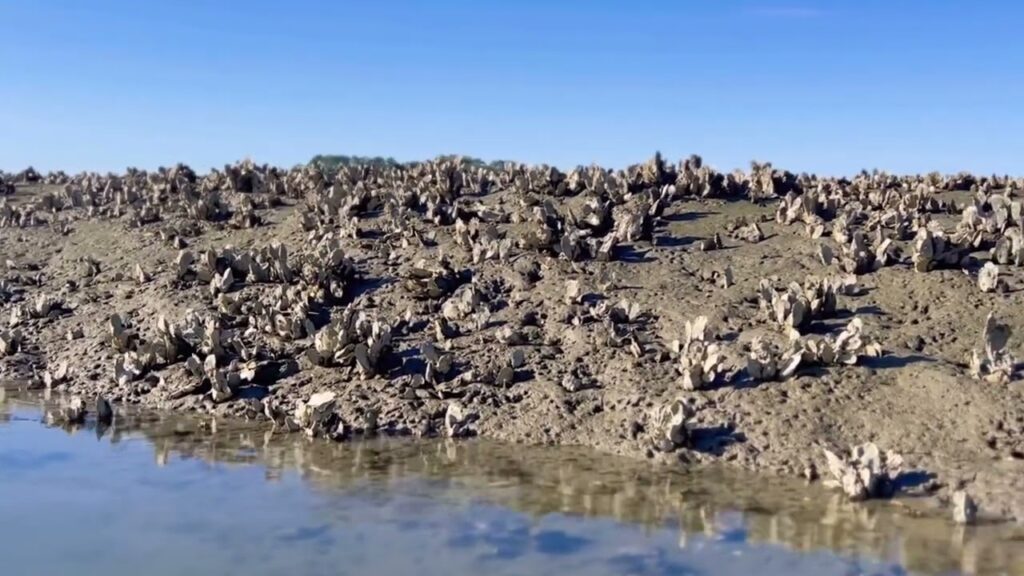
[7,391,1024,575]
[3,159,1024,522]
[6,390,1024,575]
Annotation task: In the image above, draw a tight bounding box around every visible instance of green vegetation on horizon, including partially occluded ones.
[309,154,510,170]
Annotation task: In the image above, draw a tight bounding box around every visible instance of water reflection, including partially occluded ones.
[2,391,1023,575]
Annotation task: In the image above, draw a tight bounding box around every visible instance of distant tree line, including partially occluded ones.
[309,155,400,169]
[309,154,510,171]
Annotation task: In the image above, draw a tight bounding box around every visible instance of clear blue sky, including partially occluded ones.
[3,1,1022,175]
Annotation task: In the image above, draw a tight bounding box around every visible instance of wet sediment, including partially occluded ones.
[3,159,1024,524]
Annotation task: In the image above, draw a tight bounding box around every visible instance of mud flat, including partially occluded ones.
[3,157,1024,523]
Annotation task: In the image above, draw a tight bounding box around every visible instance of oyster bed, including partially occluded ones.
[3,157,1024,522]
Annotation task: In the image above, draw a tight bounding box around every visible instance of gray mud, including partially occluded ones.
[3,161,1024,525]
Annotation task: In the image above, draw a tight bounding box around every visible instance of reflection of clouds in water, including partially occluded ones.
[604,549,695,576]
[0,448,74,469]
[446,506,532,561]
[444,506,595,560]
[533,529,592,555]
[436,509,899,576]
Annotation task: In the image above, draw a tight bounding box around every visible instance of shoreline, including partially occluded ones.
[6,389,1022,575]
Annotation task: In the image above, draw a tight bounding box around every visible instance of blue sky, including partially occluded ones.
[3,1,1022,175]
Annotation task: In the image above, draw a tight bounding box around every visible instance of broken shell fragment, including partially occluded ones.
[978,262,1004,293]
[510,348,525,369]
[95,396,114,425]
[432,317,458,341]
[719,266,734,289]
[29,294,60,318]
[494,324,527,345]
[699,233,723,251]
[43,361,69,388]
[135,263,151,284]
[564,279,583,305]
[421,341,454,385]
[293,391,338,438]
[651,399,694,451]
[444,402,474,438]
[495,364,515,387]
[175,250,195,280]
[818,243,834,266]
[952,490,978,525]
[210,267,235,296]
[731,221,763,243]
[0,328,22,356]
[971,311,1015,383]
[107,313,134,352]
[747,337,780,381]
[560,365,596,392]
[57,396,88,425]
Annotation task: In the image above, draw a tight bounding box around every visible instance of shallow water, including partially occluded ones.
[1,392,1023,576]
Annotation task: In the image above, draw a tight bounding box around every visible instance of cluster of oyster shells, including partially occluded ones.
[454,218,513,264]
[757,276,846,332]
[176,243,296,285]
[726,217,764,243]
[747,318,880,381]
[106,308,263,405]
[834,231,880,274]
[0,198,44,228]
[786,317,881,370]
[912,226,963,272]
[745,337,790,381]
[6,293,64,326]
[291,391,345,439]
[991,227,1024,265]
[305,306,393,378]
[403,259,469,301]
[650,399,696,452]
[515,192,663,263]
[245,287,315,341]
[776,189,834,228]
[182,353,251,403]
[10,160,292,231]
[672,316,726,391]
[822,442,904,501]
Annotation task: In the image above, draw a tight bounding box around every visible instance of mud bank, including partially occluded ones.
[3,159,1024,522]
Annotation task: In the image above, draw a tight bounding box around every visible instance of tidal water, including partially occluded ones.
[1,391,1022,576]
